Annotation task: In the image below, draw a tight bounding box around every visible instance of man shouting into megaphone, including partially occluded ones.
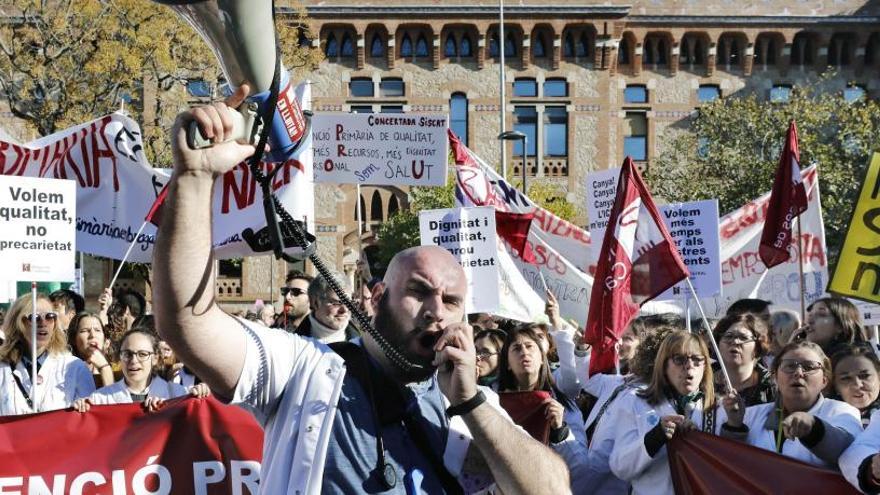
[151,87,572,494]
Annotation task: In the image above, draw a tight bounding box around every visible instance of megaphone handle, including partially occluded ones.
[186,104,259,150]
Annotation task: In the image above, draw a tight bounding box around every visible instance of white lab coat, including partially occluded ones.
[841,409,880,492]
[0,352,94,415]
[88,375,188,405]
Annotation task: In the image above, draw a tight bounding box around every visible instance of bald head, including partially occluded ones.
[384,245,466,289]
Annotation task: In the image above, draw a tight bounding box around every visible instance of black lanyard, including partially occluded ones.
[9,363,34,409]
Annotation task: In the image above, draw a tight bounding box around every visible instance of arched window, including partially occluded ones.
[533,36,546,58]
[388,195,400,217]
[370,34,384,57]
[460,35,473,57]
[867,33,880,66]
[829,33,854,66]
[618,37,631,65]
[416,35,429,57]
[400,34,413,58]
[445,36,457,57]
[791,33,815,66]
[563,32,575,58]
[370,191,383,221]
[505,34,517,57]
[578,33,590,58]
[325,34,338,57]
[489,33,500,57]
[358,195,367,222]
[450,93,468,145]
[340,34,354,57]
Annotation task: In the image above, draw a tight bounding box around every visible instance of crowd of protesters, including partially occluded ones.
[5,94,880,494]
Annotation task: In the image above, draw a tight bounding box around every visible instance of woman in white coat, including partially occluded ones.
[609,331,721,495]
[721,341,861,470]
[0,293,94,415]
[74,329,208,412]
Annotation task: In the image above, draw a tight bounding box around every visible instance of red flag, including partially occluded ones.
[498,390,552,444]
[759,121,808,268]
[584,157,690,375]
[146,183,169,227]
[669,431,857,494]
[495,210,537,263]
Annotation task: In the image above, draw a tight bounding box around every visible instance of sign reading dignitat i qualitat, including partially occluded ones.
[0,175,76,282]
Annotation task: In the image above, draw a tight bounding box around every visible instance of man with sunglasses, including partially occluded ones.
[295,275,359,344]
[273,270,312,332]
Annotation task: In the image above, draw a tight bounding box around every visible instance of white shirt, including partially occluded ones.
[841,409,880,491]
[307,314,347,344]
[89,375,188,405]
[739,396,861,468]
[609,388,725,495]
[0,352,94,415]
[229,318,514,495]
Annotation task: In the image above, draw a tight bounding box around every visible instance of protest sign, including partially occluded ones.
[419,206,499,313]
[828,153,880,304]
[313,113,448,187]
[0,83,313,263]
[586,167,620,264]
[0,397,263,494]
[0,175,76,282]
[657,199,721,300]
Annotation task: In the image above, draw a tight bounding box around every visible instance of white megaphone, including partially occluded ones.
[153,0,306,162]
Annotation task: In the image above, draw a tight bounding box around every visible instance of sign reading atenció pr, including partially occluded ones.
[0,174,76,282]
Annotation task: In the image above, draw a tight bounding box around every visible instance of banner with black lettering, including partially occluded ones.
[0,83,313,262]
[0,397,263,494]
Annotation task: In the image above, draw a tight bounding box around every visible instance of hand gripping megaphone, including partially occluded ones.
[153,0,306,162]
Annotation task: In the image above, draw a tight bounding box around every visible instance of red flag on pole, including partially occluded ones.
[495,210,537,263]
[759,121,808,268]
[584,157,690,375]
[146,184,169,227]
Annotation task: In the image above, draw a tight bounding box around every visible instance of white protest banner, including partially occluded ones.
[419,206,499,313]
[585,167,620,264]
[657,199,721,300]
[450,134,593,325]
[0,83,314,263]
[0,175,76,282]
[313,113,448,187]
[684,165,827,317]
[852,300,880,326]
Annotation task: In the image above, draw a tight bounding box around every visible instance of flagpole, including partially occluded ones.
[796,216,806,322]
[685,277,734,393]
[538,270,549,293]
[30,281,37,407]
[109,220,149,290]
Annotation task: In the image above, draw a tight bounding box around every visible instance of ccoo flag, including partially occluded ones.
[584,157,690,375]
[759,121,808,268]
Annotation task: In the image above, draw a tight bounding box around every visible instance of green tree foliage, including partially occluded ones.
[527,180,577,221]
[647,75,880,267]
[0,0,318,165]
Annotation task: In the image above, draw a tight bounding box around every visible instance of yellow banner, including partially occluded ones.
[829,153,880,303]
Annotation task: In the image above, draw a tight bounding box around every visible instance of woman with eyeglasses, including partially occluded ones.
[712,313,776,406]
[73,328,209,412]
[474,327,505,388]
[721,341,861,468]
[831,344,880,427]
[67,311,117,388]
[0,293,95,415]
[609,331,720,495]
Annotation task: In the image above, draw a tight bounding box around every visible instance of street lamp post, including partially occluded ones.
[499,130,528,194]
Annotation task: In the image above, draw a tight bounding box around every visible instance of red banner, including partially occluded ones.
[0,397,263,494]
[669,430,857,494]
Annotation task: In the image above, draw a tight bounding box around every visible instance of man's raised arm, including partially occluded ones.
[153,87,257,398]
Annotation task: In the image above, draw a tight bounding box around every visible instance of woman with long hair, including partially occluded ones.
[67,311,116,388]
[722,341,861,468]
[74,328,208,412]
[609,331,719,495]
[796,297,865,356]
[0,293,94,414]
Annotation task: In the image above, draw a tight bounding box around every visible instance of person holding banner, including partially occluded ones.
[67,311,116,388]
[152,89,570,494]
[721,341,861,469]
[711,313,776,407]
[609,331,721,495]
[73,328,209,412]
[0,293,95,415]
